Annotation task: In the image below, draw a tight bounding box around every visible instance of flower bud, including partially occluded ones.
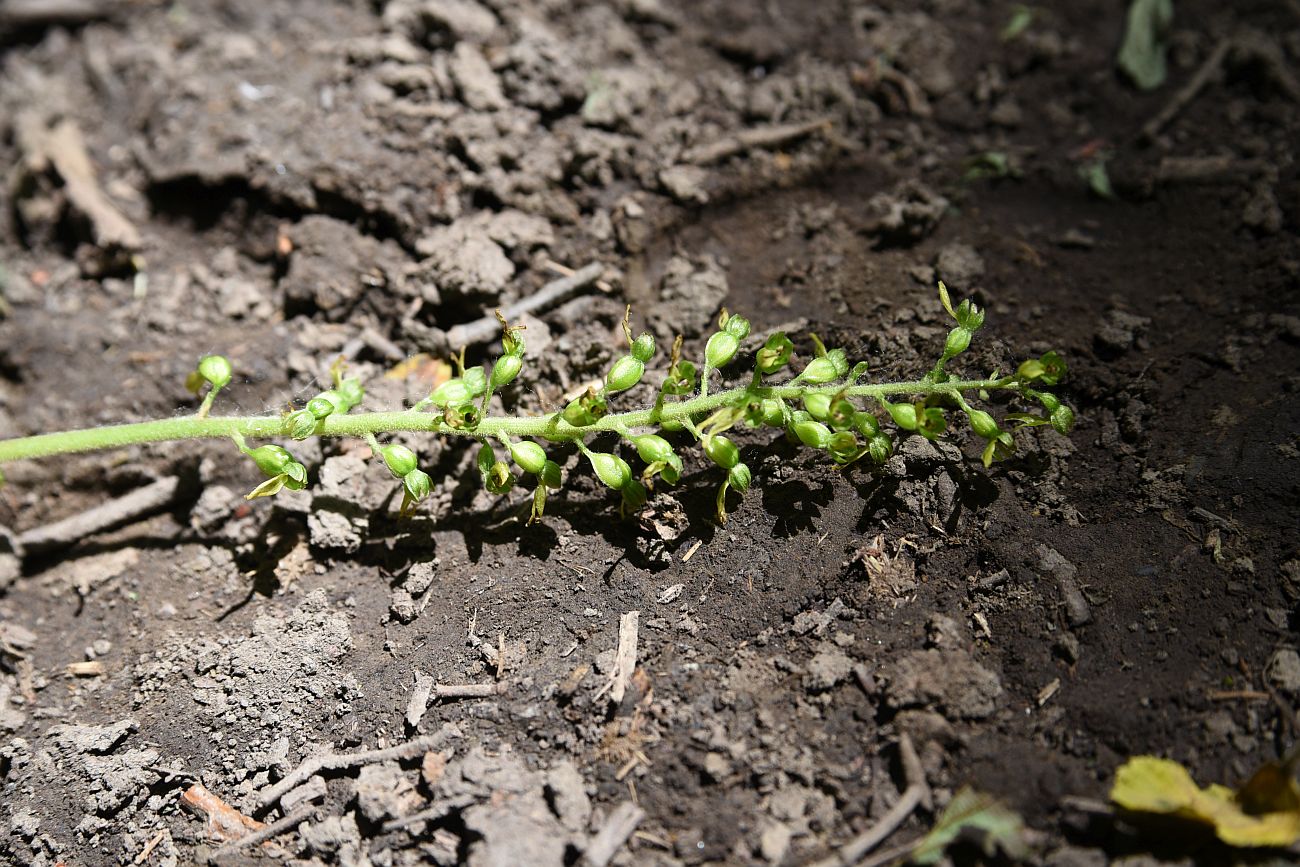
[198,355,232,389]
[380,444,418,478]
[943,327,972,358]
[286,409,318,440]
[803,393,832,421]
[792,417,832,449]
[724,314,751,341]
[247,444,294,476]
[884,401,918,430]
[631,434,675,465]
[704,435,739,469]
[966,409,1000,440]
[605,355,645,393]
[756,333,793,375]
[727,462,751,492]
[800,348,849,384]
[510,441,548,475]
[955,299,985,331]
[587,452,631,491]
[981,431,1015,467]
[660,454,683,485]
[431,378,471,407]
[491,354,523,389]
[308,391,346,419]
[630,332,656,363]
[283,461,308,489]
[705,331,739,368]
[828,398,858,431]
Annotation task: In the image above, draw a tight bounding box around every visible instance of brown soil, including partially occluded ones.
[1,1,1298,866]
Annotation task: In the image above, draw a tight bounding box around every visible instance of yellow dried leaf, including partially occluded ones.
[1111,756,1300,848]
[385,354,451,388]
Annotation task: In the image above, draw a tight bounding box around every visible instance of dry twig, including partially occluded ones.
[811,734,929,867]
[206,806,317,863]
[257,729,454,809]
[17,475,182,555]
[584,801,646,867]
[683,118,832,165]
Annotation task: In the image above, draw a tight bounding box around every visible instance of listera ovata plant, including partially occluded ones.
[0,285,1075,524]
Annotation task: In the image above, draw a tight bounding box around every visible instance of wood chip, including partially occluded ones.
[65,660,105,677]
[180,783,265,842]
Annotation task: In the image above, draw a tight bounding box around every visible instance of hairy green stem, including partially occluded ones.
[0,377,1018,465]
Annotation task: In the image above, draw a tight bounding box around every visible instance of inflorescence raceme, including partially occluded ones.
[0,285,1075,524]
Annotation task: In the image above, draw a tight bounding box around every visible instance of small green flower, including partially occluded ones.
[539,460,563,489]
[336,377,364,408]
[399,468,432,517]
[662,360,698,395]
[981,431,1016,467]
[828,431,864,464]
[917,406,947,440]
[868,433,894,464]
[561,389,608,426]
[798,348,849,384]
[621,479,648,512]
[756,333,793,375]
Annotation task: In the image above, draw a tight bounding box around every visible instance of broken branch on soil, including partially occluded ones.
[412,263,604,354]
[16,474,183,556]
[1140,34,1299,143]
[257,729,454,810]
[683,117,832,165]
[595,611,639,705]
[206,806,317,864]
[811,733,929,867]
[583,801,646,867]
[15,112,142,250]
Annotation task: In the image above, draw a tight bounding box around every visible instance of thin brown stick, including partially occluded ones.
[683,117,832,165]
[207,806,317,863]
[432,682,508,699]
[411,263,603,354]
[257,730,453,809]
[811,734,929,867]
[1140,38,1232,142]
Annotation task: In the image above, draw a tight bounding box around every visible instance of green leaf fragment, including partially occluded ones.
[1118,0,1174,91]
